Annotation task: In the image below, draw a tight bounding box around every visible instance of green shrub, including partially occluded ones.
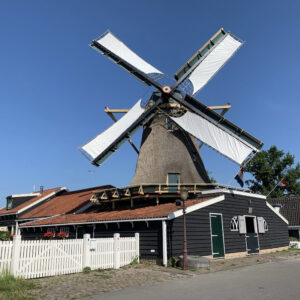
[83,266,91,274]
[167,256,177,267]
[289,237,298,241]
[130,256,139,265]
[0,231,9,241]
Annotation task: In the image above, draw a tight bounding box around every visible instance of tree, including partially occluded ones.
[245,146,300,198]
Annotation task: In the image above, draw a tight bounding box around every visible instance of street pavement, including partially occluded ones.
[82,257,300,300]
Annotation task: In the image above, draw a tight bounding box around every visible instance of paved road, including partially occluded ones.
[83,257,300,300]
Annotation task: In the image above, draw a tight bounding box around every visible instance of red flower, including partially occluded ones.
[9,234,14,239]
[57,232,67,239]
[44,232,55,238]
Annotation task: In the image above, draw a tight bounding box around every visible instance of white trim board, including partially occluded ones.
[201,189,266,200]
[20,217,168,228]
[10,192,40,198]
[73,201,94,214]
[17,187,67,214]
[167,195,225,220]
[266,201,289,224]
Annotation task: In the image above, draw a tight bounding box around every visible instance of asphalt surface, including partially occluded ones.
[82,257,300,300]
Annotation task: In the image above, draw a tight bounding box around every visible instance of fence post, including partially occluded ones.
[11,234,21,276]
[135,233,140,263]
[113,233,120,269]
[82,234,91,269]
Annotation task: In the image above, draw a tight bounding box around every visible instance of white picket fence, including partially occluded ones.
[0,233,139,279]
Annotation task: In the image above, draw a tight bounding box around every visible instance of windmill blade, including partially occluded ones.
[171,111,254,164]
[170,94,263,165]
[172,29,243,95]
[91,31,164,88]
[80,98,162,166]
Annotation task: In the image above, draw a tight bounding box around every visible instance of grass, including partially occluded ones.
[0,271,37,300]
[94,274,112,279]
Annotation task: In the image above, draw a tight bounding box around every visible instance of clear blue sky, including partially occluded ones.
[1,0,300,207]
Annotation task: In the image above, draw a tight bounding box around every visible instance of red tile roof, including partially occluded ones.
[20,185,113,219]
[21,197,213,227]
[0,187,62,215]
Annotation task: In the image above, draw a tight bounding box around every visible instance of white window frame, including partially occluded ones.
[230,216,239,231]
[46,227,55,234]
[264,219,269,232]
[59,226,69,237]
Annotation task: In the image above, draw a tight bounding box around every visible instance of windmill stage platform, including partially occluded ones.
[90,183,256,208]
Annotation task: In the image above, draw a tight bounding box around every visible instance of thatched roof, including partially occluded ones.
[131,114,210,185]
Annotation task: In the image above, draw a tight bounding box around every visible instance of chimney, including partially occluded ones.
[40,186,44,195]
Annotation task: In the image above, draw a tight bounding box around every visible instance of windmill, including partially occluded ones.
[80,28,263,188]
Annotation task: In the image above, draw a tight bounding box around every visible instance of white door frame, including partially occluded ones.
[209,213,226,259]
[244,215,260,255]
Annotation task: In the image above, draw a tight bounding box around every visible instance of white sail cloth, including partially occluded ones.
[171,111,256,165]
[95,31,163,75]
[188,34,242,95]
[81,100,145,159]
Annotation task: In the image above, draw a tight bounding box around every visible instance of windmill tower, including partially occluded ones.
[80,29,263,188]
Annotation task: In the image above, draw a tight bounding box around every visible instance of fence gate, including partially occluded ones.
[17,239,83,279]
[0,233,139,279]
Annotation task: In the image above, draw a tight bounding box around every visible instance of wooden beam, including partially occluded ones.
[105,104,231,113]
[104,106,139,154]
[105,103,231,153]
[104,108,130,113]
[207,104,231,111]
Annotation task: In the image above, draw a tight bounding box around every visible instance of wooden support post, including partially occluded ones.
[82,234,91,269]
[135,233,140,263]
[112,201,115,210]
[138,185,144,195]
[112,189,120,198]
[156,197,159,206]
[11,234,21,276]
[125,188,131,197]
[101,191,108,200]
[113,233,120,269]
[130,198,134,208]
[162,221,167,267]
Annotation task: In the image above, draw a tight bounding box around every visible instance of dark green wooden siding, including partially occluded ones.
[168,193,289,257]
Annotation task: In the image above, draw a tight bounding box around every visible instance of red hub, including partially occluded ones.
[161,85,172,94]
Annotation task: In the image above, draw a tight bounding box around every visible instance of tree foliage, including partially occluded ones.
[245,146,300,198]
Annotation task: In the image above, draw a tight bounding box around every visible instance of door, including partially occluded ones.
[245,216,259,254]
[210,213,225,258]
[167,173,180,192]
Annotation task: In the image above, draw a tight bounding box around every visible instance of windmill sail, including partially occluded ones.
[171,111,258,165]
[91,31,164,85]
[174,29,243,95]
[81,100,145,165]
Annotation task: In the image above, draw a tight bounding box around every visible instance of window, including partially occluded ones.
[167,173,180,192]
[264,219,268,232]
[230,216,239,231]
[46,227,55,234]
[59,226,69,237]
[166,117,173,131]
[6,198,13,210]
